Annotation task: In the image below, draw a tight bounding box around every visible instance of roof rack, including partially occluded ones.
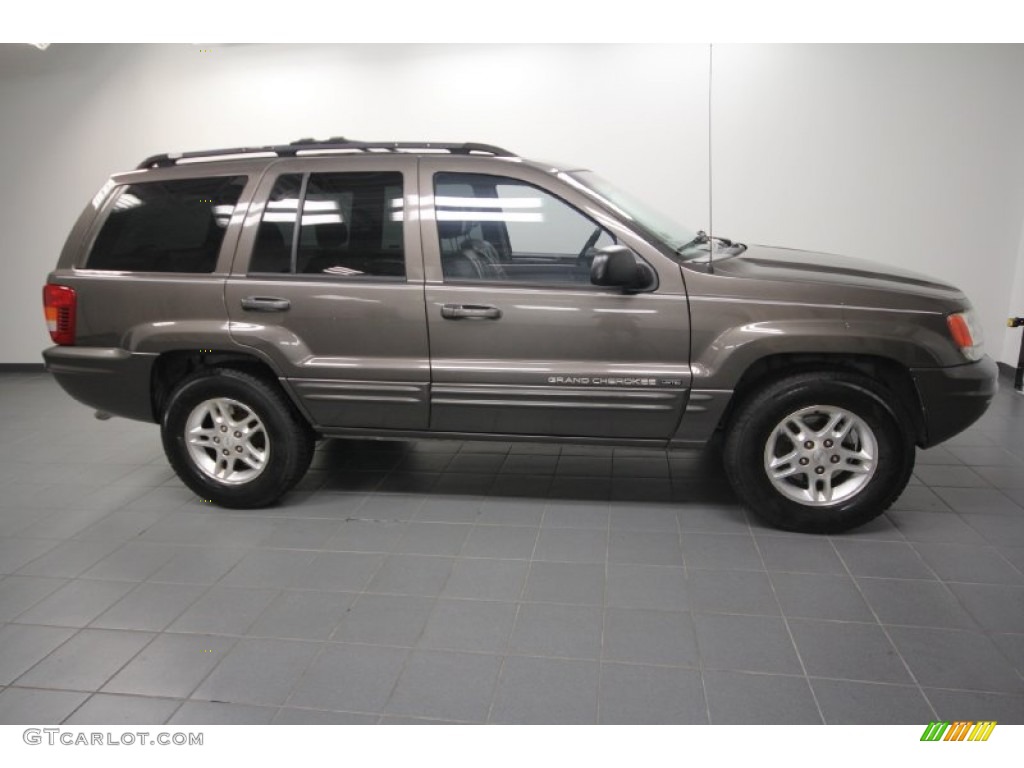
[137,137,516,169]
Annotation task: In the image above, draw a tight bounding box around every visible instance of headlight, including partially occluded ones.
[946,309,984,361]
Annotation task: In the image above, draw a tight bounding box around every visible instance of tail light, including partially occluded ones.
[43,284,77,345]
[946,309,983,361]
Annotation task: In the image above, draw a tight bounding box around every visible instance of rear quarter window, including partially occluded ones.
[87,176,246,272]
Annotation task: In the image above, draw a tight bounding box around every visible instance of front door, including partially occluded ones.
[226,156,429,430]
[419,158,691,440]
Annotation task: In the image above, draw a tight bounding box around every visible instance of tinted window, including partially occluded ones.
[88,176,246,272]
[251,174,301,273]
[434,173,613,286]
[250,172,405,278]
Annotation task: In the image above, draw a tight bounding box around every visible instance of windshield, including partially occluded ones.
[564,171,698,256]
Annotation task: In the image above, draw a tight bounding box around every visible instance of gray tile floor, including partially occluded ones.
[0,370,1023,724]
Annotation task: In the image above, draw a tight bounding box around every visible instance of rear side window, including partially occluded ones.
[87,176,246,273]
[250,171,405,278]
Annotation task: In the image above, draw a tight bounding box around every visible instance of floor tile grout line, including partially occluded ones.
[37,625,171,726]
[596,474,614,725]
[893,544,1024,684]
[484,468,545,725]
[899,539,1024,585]
[893,523,1022,645]
[133,631,245,724]
[456,442,517,724]
[4,684,188,726]
[17,603,1023,636]
[675,480,716,725]
[827,535,941,721]
[0,574,74,624]
[4,624,104,714]
[6,572,219,708]
[135,523,307,720]
[991,547,1024,580]
[748,534,826,725]
[7,664,1021,701]
[276,537,394,715]
[372,558,459,718]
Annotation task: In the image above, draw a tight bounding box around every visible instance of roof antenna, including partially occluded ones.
[707,43,714,274]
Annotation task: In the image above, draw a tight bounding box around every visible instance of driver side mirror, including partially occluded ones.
[590,245,656,293]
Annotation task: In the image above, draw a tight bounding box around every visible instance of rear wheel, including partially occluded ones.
[723,372,914,533]
[161,368,314,508]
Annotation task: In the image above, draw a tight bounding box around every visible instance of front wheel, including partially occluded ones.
[161,368,315,508]
[723,372,915,534]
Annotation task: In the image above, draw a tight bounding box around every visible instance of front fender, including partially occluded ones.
[691,310,958,391]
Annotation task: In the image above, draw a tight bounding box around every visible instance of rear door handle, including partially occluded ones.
[240,296,291,312]
[441,304,502,320]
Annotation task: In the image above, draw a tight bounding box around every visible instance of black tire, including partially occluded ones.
[723,371,914,534]
[161,368,315,508]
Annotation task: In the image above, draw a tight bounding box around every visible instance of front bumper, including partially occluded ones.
[43,346,157,423]
[911,355,998,448]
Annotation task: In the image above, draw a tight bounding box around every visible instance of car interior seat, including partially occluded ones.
[439,219,506,280]
[249,223,290,273]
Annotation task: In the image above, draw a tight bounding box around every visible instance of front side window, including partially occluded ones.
[88,176,246,273]
[434,173,614,286]
[250,171,405,278]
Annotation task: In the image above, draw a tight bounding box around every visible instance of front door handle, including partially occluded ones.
[441,304,502,320]
[240,296,291,312]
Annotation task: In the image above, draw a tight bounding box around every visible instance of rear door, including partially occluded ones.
[419,158,692,440]
[226,156,429,430]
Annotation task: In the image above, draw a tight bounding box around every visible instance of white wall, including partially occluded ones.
[711,44,1024,365]
[2,43,1023,367]
[1003,222,1024,364]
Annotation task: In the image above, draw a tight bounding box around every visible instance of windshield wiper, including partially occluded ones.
[676,230,735,253]
[671,231,745,268]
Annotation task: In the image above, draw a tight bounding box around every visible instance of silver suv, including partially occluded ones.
[42,138,998,533]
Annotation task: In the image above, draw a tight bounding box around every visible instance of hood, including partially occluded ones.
[706,245,964,302]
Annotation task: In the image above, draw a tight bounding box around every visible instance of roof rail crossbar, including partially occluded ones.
[137,138,516,169]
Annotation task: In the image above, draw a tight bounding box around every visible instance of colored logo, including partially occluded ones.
[920,721,997,742]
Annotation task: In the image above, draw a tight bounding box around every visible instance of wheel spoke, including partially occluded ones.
[818,411,844,438]
[214,454,232,480]
[184,397,270,486]
[212,399,231,426]
[814,473,835,503]
[835,417,857,442]
[772,465,803,480]
[839,448,873,474]
[784,418,808,442]
[242,444,266,470]
[769,450,799,469]
[246,452,264,471]
[793,486,817,504]
[763,404,879,508]
[768,450,801,480]
[187,426,216,444]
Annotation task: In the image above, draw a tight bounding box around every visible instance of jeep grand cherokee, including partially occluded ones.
[42,138,998,533]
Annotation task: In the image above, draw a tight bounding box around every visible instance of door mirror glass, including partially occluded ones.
[590,245,656,292]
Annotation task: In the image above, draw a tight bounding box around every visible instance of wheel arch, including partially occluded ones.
[150,349,306,425]
[718,352,925,446]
